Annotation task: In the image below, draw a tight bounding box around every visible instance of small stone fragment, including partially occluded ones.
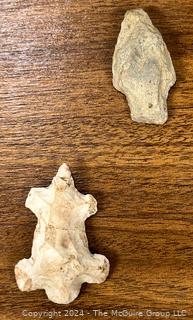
[15,163,109,304]
[112,9,176,124]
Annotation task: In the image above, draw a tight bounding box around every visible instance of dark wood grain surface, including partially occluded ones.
[1,0,193,319]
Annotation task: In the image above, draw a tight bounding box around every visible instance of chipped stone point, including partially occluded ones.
[15,163,109,304]
[113,9,176,124]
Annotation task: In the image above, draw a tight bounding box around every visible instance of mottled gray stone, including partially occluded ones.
[113,9,176,124]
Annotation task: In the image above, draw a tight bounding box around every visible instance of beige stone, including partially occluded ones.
[15,164,109,304]
[113,9,176,124]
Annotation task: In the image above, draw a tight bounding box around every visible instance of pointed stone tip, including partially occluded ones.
[125,8,149,21]
[56,163,71,180]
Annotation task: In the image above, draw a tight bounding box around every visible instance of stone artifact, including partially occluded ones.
[15,163,109,304]
[112,9,176,124]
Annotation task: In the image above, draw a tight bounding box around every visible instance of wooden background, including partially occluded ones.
[1,0,193,319]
